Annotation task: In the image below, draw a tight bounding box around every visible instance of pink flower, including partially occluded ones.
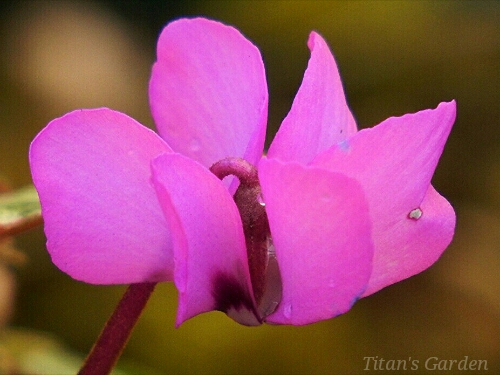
[29,18,456,326]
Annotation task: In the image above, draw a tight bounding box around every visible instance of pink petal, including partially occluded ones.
[312,101,456,296]
[151,153,259,327]
[29,109,174,284]
[259,158,373,325]
[267,32,356,164]
[149,18,268,170]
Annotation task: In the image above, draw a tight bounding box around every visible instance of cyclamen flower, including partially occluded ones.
[30,18,455,326]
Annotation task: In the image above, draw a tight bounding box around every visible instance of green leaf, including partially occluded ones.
[0,328,147,375]
[0,185,42,238]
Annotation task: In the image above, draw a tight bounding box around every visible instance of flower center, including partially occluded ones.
[210,157,282,317]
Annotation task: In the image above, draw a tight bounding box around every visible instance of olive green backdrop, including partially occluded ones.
[0,1,498,374]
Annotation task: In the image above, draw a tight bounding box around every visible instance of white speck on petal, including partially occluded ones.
[408,208,423,220]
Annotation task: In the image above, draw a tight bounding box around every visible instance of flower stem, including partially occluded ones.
[78,282,157,375]
[210,157,259,187]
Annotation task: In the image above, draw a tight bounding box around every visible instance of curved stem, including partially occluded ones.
[209,157,259,186]
[78,282,157,375]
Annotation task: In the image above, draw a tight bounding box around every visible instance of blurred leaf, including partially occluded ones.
[0,328,157,375]
[0,328,84,375]
[0,238,26,268]
[0,185,42,238]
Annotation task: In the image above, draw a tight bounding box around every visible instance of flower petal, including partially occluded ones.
[312,101,456,296]
[267,32,356,164]
[149,18,268,170]
[259,158,373,325]
[151,153,260,327]
[29,109,174,284]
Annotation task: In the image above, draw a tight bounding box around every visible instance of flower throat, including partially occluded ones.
[210,157,282,318]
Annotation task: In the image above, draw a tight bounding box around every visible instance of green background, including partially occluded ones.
[0,1,499,374]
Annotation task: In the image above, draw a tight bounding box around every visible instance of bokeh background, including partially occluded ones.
[1,0,499,374]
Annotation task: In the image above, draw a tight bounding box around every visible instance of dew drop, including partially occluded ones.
[408,208,423,220]
[283,303,292,318]
[320,194,331,203]
[262,301,279,317]
[189,138,201,152]
[267,241,276,256]
[338,139,350,151]
[257,239,282,318]
[257,193,266,207]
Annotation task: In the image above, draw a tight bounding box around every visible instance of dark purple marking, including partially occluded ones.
[211,271,256,314]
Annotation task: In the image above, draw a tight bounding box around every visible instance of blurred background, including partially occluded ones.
[0,0,499,374]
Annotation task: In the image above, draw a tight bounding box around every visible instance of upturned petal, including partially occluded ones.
[267,32,357,164]
[149,18,268,170]
[151,153,259,327]
[312,101,456,296]
[259,158,373,325]
[29,109,174,284]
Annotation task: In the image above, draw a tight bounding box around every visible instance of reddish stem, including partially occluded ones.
[78,282,157,375]
[0,215,43,239]
[209,157,259,187]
